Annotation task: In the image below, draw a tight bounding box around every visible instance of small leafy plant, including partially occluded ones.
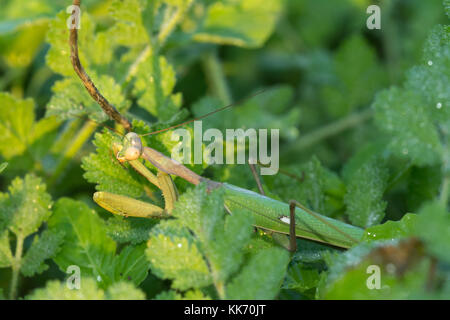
[0,0,449,300]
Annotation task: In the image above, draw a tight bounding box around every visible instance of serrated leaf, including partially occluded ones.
[405,25,450,122]
[105,281,146,300]
[27,277,145,300]
[173,184,254,283]
[226,247,289,299]
[363,213,418,242]
[48,198,117,287]
[373,87,442,166]
[46,75,130,123]
[154,289,211,300]
[146,224,212,291]
[133,54,182,121]
[21,229,65,277]
[27,278,105,300]
[0,93,60,160]
[106,216,155,245]
[0,174,52,238]
[46,11,95,76]
[106,0,149,47]
[194,0,282,48]
[282,262,321,293]
[344,159,388,228]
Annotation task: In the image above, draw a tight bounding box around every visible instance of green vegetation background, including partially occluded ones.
[0,0,449,299]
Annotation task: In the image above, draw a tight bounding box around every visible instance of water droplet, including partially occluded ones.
[427,60,433,66]
[437,102,442,109]
[177,243,182,248]
[97,276,102,282]
[386,263,396,274]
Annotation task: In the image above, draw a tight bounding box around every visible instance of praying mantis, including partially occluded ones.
[93,131,364,251]
[68,0,365,252]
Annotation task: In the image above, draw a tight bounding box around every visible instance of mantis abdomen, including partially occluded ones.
[223,184,365,249]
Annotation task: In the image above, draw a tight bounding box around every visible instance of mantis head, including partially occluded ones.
[115,132,143,163]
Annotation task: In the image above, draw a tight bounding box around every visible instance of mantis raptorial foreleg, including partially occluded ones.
[94,136,179,218]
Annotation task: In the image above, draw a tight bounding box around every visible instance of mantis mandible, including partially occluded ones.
[68,0,365,252]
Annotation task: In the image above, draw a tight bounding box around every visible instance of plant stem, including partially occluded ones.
[287,108,374,153]
[49,119,98,187]
[9,235,24,300]
[157,0,193,47]
[202,50,232,105]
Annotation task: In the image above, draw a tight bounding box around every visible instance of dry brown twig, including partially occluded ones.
[69,0,132,131]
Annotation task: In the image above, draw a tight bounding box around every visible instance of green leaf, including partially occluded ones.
[322,34,386,117]
[0,174,52,238]
[46,75,130,123]
[27,278,145,300]
[154,289,211,300]
[112,244,150,286]
[28,278,105,300]
[106,0,149,47]
[45,11,95,76]
[407,166,441,211]
[373,87,442,166]
[282,262,321,293]
[106,216,155,245]
[48,198,116,286]
[146,220,212,291]
[0,17,49,67]
[49,198,151,288]
[405,25,450,122]
[286,0,363,48]
[133,54,182,121]
[21,229,64,277]
[416,201,450,263]
[194,0,283,48]
[105,281,146,300]
[226,247,289,299]
[363,213,418,242]
[173,184,254,283]
[0,93,60,160]
[344,159,389,228]
[0,230,12,268]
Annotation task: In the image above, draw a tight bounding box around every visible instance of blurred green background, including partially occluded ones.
[0,0,448,298]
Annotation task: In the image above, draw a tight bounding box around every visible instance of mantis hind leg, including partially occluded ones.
[248,162,297,253]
